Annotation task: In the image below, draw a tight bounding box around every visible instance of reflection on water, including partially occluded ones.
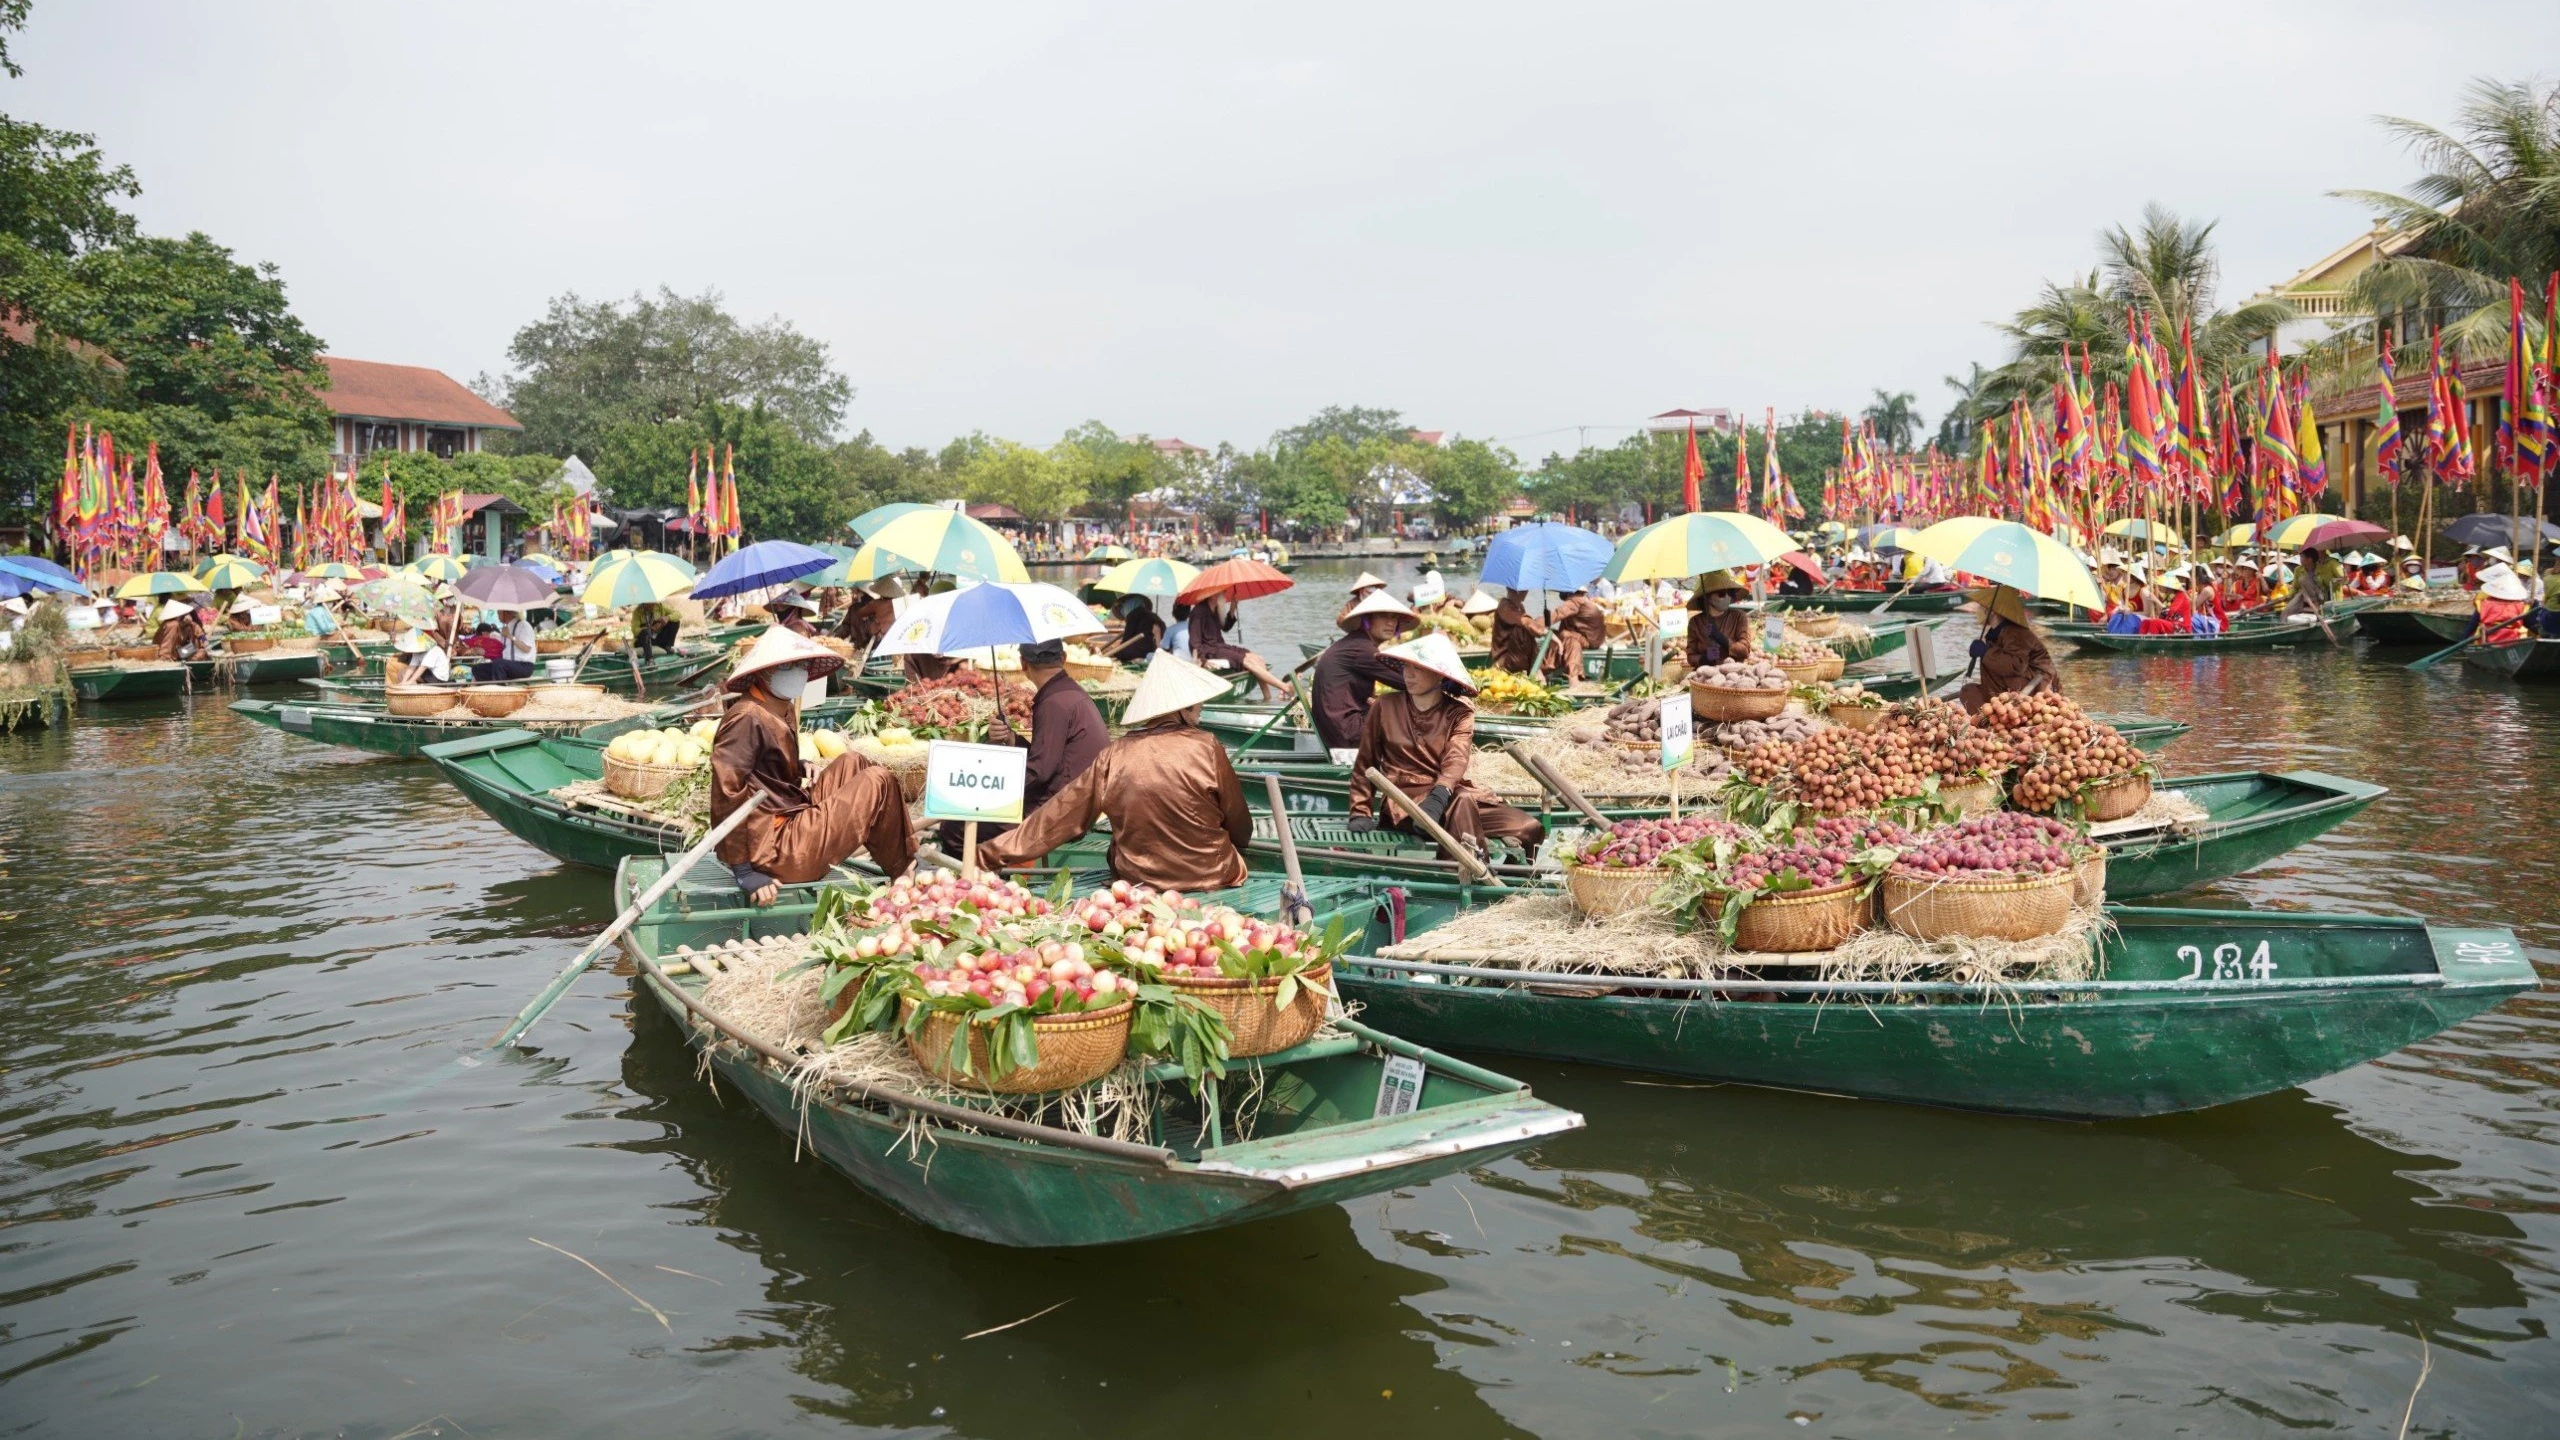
[2,563,2555,1436]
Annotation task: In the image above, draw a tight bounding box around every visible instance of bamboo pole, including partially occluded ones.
[1365,767,1504,887]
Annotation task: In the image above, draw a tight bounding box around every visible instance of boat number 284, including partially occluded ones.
[2179,942,2276,982]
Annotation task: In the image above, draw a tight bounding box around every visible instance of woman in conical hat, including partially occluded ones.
[2475,562,2534,645]
[1334,571,1390,629]
[1346,630,1544,858]
[152,597,206,661]
[711,626,912,906]
[1958,584,2059,714]
[1312,590,1417,762]
[1683,570,1752,673]
[979,651,1255,892]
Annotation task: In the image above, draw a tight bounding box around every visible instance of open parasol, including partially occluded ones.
[1904,518,2104,611]
[1177,556,1293,604]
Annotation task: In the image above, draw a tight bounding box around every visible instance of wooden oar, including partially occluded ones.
[1232,651,1324,754]
[1258,772,1313,927]
[2407,634,2474,670]
[485,792,764,1051]
[1366,767,1505,887]
[1503,741,1609,827]
[1865,582,1915,618]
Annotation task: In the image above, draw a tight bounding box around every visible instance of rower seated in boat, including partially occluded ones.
[1544,587,1606,683]
[1187,588,1292,702]
[2475,563,2533,644]
[836,578,899,649]
[1488,588,1544,674]
[2284,548,2334,619]
[152,599,206,660]
[391,627,453,685]
[768,590,820,636]
[712,627,915,906]
[1312,590,1415,765]
[1332,572,1388,631]
[1347,631,1544,859]
[1106,593,1164,664]
[1959,584,2060,713]
[1684,570,1752,671]
[979,652,1253,891]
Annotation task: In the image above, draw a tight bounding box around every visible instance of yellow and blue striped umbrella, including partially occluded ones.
[581,550,698,608]
[1859,526,1924,553]
[299,561,372,582]
[2259,512,2363,549]
[1601,510,1798,583]
[2210,523,2257,549]
[1084,543,1134,562]
[1090,556,1199,598]
[195,554,267,590]
[849,501,937,540]
[846,509,1029,584]
[114,570,211,599]
[2102,517,2182,549]
[408,552,468,584]
[1906,518,2104,611]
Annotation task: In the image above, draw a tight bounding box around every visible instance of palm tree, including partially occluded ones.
[1936,363,1991,452]
[1863,389,1921,451]
[2335,77,2560,361]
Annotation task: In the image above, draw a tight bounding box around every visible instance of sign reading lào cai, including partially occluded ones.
[922,739,1027,825]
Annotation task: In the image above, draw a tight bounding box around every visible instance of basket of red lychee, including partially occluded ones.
[1565,815,1751,917]
[1878,812,2089,942]
[1072,881,1340,1058]
[1685,814,1910,952]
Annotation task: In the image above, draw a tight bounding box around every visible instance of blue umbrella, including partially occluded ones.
[518,561,565,585]
[1480,522,1611,593]
[693,539,837,601]
[0,554,89,595]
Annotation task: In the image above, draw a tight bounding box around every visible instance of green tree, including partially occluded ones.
[2337,77,2560,360]
[1271,404,1408,452]
[1863,389,1921,451]
[484,287,851,459]
[957,438,1085,521]
[589,402,849,540]
[1936,363,1991,453]
[831,430,944,516]
[1049,421,1165,516]
[1421,436,1521,526]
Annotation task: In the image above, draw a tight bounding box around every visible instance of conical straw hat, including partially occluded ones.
[1380,630,1478,692]
[1339,588,1418,633]
[724,624,846,693]
[1122,650,1231,725]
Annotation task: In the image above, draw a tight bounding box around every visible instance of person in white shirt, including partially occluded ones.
[393,628,454,685]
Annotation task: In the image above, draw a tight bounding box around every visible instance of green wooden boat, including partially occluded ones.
[229,697,678,758]
[610,860,1579,1247]
[2354,606,2472,646]
[2460,637,2560,681]
[1779,588,1968,614]
[428,731,680,867]
[1332,883,2536,1119]
[300,645,726,701]
[1217,768,2379,901]
[67,660,189,702]
[183,649,331,687]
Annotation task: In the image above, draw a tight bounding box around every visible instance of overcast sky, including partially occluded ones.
[12,2,2555,459]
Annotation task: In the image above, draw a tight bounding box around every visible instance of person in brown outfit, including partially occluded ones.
[934,638,1109,855]
[1184,588,1291,701]
[1488,588,1544,674]
[1684,570,1753,671]
[1957,584,2061,713]
[1311,589,1415,762]
[978,652,1252,891]
[1347,630,1544,858]
[837,578,900,649]
[711,627,915,906]
[1544,586,1606,684]
[151,598,207,660]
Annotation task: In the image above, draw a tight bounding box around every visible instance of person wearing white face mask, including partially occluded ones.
[709,627,915,906]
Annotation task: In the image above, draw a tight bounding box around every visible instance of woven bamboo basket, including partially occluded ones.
[2080,771,2152,822]
[384,685,452,717]
[2073,850,2108,908]
[1474,698,1517,716]
[850,742,931,802]
[1879,867,2075,942]
[1775,653,1845,684]
[1063,657,1117,685]
[1162,964,1331,1058]
[903,997,1134,1094]
[1938,776,2001,817]
[1564,861,1668,917]
[535,636,582,654]
[1825,702,1884,731]
[1687,681,1788,722]
[227,636,277,654]
[529,682,608,704]
[1708,881,1870,953]
[1787,612,1842,638]
[603,750,696,799]
[462,685,531,717]
[113,645,161,662]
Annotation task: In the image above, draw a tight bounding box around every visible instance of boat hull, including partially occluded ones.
[2462,637,2560,680]
[68,662,188,701]
[2355,607,2471,646]
[1336,901,2534,1119]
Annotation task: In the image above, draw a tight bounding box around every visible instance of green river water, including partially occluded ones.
[4,557,2557,1437]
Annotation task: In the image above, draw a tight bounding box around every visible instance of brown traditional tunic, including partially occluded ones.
[711,691,914,887]
[1187,602,1248,667]
[1684,606,1752,669]
[838,596,895,647]
[1347,691,1545,852]
[938,670,1109,854]
[1310,631,1405,752]
[1958,622,2062,714]
[978,721,1252,891]
[153,614,204,660]
[901,651,959,682]
[1489,597,1544,673]
[1544,595,1605,680]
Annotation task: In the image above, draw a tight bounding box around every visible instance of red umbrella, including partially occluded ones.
[2291,518,2389,552]
[1177,557,1294,604]
[1777,549,1826,581]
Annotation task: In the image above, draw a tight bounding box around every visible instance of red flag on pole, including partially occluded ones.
[1680,422,1703,513]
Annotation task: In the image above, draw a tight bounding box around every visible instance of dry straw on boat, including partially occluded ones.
[1878,867,2076,942]
[1687,681,1788,722]
[1163,964,1331,1058]
[902,996,1135,1094]
[113,645,160,662]
[2074,851,2108,908]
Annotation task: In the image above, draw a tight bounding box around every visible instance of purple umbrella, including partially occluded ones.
[454,563,559,609]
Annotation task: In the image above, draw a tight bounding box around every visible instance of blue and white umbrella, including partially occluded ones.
[0,554,90,595]
[692,539,838,601]
[874,581,1108,657]
[1481,521,1611,593]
